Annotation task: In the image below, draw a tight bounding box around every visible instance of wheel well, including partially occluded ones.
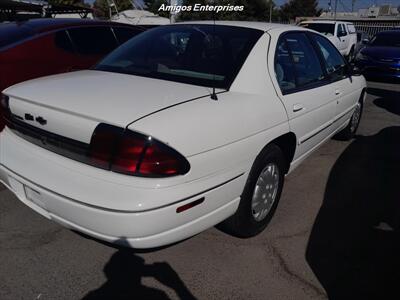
[270,132,297,174]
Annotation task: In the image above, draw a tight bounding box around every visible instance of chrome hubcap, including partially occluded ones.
[350,102,361,133]
[251,163,280,222]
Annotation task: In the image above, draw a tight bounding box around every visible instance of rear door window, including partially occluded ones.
[67,26,118,55]
[275,38,296,92]
[274,32,328,94]
[284,32,326,88]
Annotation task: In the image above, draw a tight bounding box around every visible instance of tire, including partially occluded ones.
[336,95,364,141]
[222,144,286,238]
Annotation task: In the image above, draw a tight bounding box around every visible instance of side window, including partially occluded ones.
[113,27,143,45]
[284,33,325,88]
[342,24,348,35]
[275,38,296,92]
[337,24,347,37]
[54,30,74,53]
[311,33,347,81]
[67,27,118,55]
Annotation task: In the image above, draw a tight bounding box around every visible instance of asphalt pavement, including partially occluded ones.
[0,82,399,300]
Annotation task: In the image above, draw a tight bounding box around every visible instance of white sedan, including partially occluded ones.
[0,22,366,248]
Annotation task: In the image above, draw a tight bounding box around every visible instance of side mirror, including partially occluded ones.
[348,63,362,76]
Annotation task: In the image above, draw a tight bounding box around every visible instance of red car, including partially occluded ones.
[0,18,148,129]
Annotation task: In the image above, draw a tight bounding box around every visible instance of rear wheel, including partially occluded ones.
[222,144,285,238]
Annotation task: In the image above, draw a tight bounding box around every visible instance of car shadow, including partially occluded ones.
[82,238,197,300]
[72,231,187,253]
[370,88,400,117]
[374,98,400,116]
[306,127,400,299]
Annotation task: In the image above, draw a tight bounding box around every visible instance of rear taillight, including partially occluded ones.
[89,124,122,170]
[89,124,190,177]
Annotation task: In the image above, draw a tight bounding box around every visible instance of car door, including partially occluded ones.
[273,32,336,159]
[310,32,357,131]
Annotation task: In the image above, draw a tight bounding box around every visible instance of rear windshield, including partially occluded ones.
[300,23,335,36]
[95,24,263,89]
[370,32,400,47]
[0,23,34,49]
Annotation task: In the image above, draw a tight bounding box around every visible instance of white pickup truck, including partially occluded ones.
[299,20,358,60]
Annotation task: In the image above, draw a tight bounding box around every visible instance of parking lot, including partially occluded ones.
[0,82,399,300]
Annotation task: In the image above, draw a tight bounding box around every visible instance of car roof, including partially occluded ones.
[0,18,145,50]
[376,29,400,35]
[1,18,138,34]
[176,20,300,32]
[300,20,353,25]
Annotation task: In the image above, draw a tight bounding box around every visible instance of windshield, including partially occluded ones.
[95,24,263,89]
[370,32,400,47]
[300,23,335,36]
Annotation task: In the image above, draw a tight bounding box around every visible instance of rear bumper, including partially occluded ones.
[0,128,246,248]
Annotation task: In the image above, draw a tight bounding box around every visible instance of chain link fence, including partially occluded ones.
[352,21,400,37]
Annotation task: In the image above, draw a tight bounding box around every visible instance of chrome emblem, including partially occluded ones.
[24,113,47,125]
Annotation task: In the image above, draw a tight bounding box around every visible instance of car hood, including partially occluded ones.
[4,70,212,129]
[361,46,400,60]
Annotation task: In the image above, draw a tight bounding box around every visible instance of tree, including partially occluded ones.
[279,0,322,22]
[93,0,133,19]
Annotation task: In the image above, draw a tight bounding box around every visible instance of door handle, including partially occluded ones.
[335,89,342,96]
[293,104,304,112]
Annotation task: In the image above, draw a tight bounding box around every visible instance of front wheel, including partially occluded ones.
[222,144,285,238]
[336,98,363,140]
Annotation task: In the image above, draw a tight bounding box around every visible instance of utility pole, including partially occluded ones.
[269,0,273,23]
[352,0,356,12]
[334,0,338,20]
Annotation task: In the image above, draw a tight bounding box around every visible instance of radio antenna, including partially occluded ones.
[210,2,218,101]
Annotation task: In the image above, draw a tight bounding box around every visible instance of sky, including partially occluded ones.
[85,1,400,12]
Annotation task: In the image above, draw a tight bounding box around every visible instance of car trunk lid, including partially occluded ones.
[4,70,211,143]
